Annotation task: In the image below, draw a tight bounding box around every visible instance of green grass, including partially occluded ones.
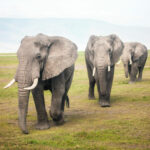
[0,51,150,150]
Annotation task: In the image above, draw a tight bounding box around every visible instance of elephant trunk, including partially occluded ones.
[97,66,107,96]
[97,66,111,107]
[18,83,30,134]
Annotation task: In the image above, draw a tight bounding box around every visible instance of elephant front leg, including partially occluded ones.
[88,78,96,100]
[32,83,50,130]
[99,94,110,107]
[50,74,65,125]
[86,60,96,99]
[129,63,138,83]
[50,93,65,125]
[137,66,144,81]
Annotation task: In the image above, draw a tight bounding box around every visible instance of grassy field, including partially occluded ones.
[0,52,150,150]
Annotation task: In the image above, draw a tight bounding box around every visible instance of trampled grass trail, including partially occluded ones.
[0,52,150,150]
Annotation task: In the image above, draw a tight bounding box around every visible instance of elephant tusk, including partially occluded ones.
[4,79,16,89]
[108,65,111,72]
[24,78,38,90]
[129,59,132,65]
[92,67,96,76]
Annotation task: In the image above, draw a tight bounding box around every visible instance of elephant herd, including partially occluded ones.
[4,33,148,134]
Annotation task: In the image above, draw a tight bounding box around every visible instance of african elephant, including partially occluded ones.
[121,42,148,83]
[85,34,124,107]
[4,33,78,134]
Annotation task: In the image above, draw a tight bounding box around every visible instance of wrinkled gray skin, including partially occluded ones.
[121,42,148,83]
[14,33,77,134]
[85,34,124,107]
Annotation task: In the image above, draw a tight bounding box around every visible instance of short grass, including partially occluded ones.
[0,52,150,150]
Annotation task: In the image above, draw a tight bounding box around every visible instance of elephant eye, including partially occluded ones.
[108,49,111,53]
[108,49,112,57]
[36,53,41,59]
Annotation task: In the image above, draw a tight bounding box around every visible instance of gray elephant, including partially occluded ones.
[121,42,148,83]
[4,33,78,134]
[85,34,124,107]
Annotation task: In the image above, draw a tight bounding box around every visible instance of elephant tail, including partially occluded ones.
[61,94,70,111]
[65,95,70,108]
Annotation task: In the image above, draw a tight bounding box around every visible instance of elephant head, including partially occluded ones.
[87,34,123,70]
[86,34,124,106]
[4,33,77,133]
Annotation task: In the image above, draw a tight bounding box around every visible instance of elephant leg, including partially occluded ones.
[61,66,74,111]
[50,73,65,125]
[137,66,144,81]
[32,83,50,130]
[85,59,96,99]
[138,57,147,81]
[96,80,101,100]
[128,65,131,75]
[89,78,96,100]
[129,63,138,83]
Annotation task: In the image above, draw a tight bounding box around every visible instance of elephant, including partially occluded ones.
[4,33,78,134]
[85,34,124,107]
[121,42,148,83]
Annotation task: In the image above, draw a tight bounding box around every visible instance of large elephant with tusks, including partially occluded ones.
[85,34,124,107]
[4,33,78,134]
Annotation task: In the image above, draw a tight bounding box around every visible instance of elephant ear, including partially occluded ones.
[42,37,78,80]
[85,35,98,64]
[110,34,124,64]
[86,35,98,51]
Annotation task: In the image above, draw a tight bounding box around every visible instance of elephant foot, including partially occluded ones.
[99,99,110,107]
[53,119,65,126]
[88,95,96,100]
[35,121,50,130]
[129,81,135,84]
[22,129,29,134]
[19,123,29,134]
[137,78,142,82]
[53,116,65,126]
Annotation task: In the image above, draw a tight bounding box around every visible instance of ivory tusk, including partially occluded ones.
[108,65,111,72]
[129,59,132,65]
[24,78,38,90]
[92,67,96,76]
[4,79,15,89]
